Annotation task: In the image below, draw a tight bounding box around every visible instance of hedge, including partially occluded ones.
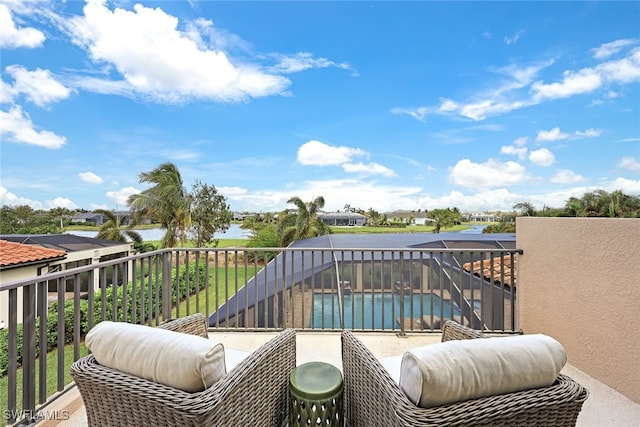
[1,263,207,377]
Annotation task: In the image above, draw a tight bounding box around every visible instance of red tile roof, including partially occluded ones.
[462,254,515,289]
[0,239,67,269]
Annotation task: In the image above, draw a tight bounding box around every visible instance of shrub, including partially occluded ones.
[1,262,208,377]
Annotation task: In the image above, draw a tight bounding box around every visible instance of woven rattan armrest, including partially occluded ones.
[71,325,296,426]
[341,328,588,427]
[441,319,486,342]
[157,313,209,338]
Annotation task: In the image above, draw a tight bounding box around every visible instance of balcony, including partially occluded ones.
[2,218,639,426]
[51,331,639,426]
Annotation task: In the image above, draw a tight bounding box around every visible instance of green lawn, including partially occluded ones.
[171,265,257,318]
[0,343,89,418]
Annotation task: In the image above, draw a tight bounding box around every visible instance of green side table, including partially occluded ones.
[289,361,343,427]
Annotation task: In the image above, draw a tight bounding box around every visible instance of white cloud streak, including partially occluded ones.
[342,162,397,177]
[0,105,67,148]
[397,39,640,122]
[4,65,71,107]
[78,172,104,184]
[617,157,640,172]
[106,186,140,208]
[529,148,556,167]
[591,39,636,59]
[61,1,290,103]
[550,169,585,184]
[0,3,45,48]
[449,159,529,189]
[297,140,366,166]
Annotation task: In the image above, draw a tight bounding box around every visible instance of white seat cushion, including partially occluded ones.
[224,347,251,372]
[86,321,227,392]
[399,334,567,408]
[379,354,403,383]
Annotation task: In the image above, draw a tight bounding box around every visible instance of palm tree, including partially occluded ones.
[513,202,537,216]
[277,196,331,246]
[95,209,143,243]
[128,162,192,248]
[50,207,72,231]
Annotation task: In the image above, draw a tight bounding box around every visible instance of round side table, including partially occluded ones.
[289,361,343,427]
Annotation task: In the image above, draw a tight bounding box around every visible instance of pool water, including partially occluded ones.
[309,293,460,329]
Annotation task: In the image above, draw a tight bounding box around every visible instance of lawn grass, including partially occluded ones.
[0,343,88,418]
[171,265,257,318]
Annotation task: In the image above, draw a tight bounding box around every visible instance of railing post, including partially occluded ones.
[7,288,18,424]
[162,250,172,320]
[22,283,36,418]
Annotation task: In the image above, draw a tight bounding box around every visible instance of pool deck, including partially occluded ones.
[47,331,640,427]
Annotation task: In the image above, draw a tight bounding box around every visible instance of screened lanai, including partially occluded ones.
[208,232,517,331]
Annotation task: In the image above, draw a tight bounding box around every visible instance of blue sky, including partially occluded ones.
[1,1,639,214]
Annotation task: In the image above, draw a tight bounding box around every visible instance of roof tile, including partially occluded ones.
[0,239,67,268]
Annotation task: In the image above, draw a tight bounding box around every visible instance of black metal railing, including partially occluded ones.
[1,246,520,425]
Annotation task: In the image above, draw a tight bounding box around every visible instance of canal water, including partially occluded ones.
[66,223,250,240]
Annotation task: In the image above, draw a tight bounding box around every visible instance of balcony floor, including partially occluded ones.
[45,332,640,427]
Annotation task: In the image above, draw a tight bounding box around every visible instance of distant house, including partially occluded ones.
[0,234,132,328]
[462,212,498,222]
[386,210,434,225]
[71,212,106,225]
[71,211,142,225]
[319,212,367,226]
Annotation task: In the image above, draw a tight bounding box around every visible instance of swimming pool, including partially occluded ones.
[309,292,460,329]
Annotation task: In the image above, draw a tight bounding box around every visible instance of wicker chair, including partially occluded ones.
[341,320,588,427]
[70,314,296,427]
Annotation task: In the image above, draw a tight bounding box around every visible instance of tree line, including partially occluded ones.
[1,161,638,245]
[484,189,640,233]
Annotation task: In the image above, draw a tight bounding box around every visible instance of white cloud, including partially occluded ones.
[550,170,585,184]
[531,68,602,100]
[608,178,640,196]
[536,127,600,142]
[297,140,366,166]
[0,78,13,103]
[532,45,640,101]
[399,40,640,123]
[89,203,109,210]
[5,65,71,107]
[536,127,570,142]
[606,177,640,194]
[449,159,529,189]
[0,4,45,48]
[342,162,397,177]
[597,47,640,84]
[0,105,67,148]
[268,52,353,74]
[0,185,42,209]
[459,99,527,121]
[617,157,640,172]
[62,1,290,103]
[504,29,524,45]
[529,148,555,167]
[591,39,636,60]
[575,128,602,138]
[106,186,141,208]
[501,137,528,160]
[46,197,78,209]
[78,171,104,184]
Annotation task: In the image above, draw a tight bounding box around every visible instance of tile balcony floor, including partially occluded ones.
[44,332,640,427]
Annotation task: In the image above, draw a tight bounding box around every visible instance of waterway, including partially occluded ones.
[66,223,250,240]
